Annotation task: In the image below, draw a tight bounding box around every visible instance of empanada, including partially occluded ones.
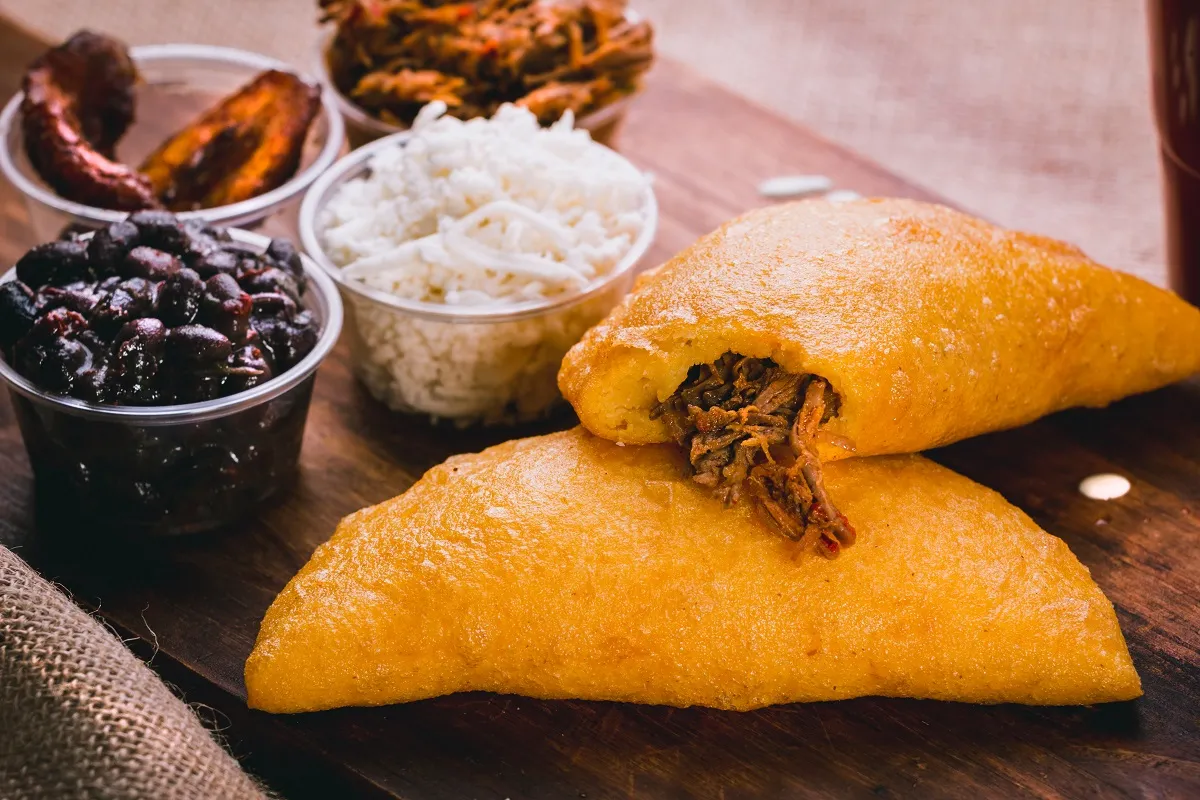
[245,428,1140,713]
[558,199,1200,549]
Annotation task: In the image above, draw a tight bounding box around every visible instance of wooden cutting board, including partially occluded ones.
[1,15,1199,800]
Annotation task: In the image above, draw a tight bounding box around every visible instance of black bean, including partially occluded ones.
[112,318,167,404]
[87,220,140,276]
[166,324,232,363]
[22,306,89,341]
[76,365,111,404]
[266,238,301,272]
[223,342,275,394]
[89,277,157,336]
[0,281,38,349]
[122,246,182,281]
[128,210,190,253]
[232,252,276,283]
[191,249,240,279]
[13,309,94,393]
[26,338,93,392]
[266,238,307,292]
[199,273,252,342]
[15,240,92,287]
[115,317,167,346]
[250,292,297,319]
[156,267,204,326]
[179,229,222,268]
[242,267,300,303]
[203,272,244,303]
[253,310,318,372]
[36,285,102,316]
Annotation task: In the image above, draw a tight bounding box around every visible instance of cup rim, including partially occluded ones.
[0,227,345,425]
[297,129,659,324]
[0,42,346,228]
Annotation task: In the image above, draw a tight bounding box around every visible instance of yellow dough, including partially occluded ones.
[558,198,1200,459]
[245,428,1140,713]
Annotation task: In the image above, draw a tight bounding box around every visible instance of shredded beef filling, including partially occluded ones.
[650,353,856,557]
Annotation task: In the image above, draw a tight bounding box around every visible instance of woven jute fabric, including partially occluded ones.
[0,546,267,800]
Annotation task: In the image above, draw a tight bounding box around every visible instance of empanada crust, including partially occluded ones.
[246,429,1140,713]
[558,199,1200,459]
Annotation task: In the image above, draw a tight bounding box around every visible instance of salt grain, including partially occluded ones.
[1079,474,1131,500]
[757,174,833,199]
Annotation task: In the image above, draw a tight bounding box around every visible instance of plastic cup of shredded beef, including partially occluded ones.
[311,25,641,151]
[0,227,343,538]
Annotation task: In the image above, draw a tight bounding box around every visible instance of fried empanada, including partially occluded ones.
[245,428,1140,714]
[557,198,1200,548]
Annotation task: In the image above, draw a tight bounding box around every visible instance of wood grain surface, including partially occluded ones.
[1,15,1198,800]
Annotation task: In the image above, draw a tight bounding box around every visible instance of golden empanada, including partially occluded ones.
[560,199,1200,453]
[557,198,1200,547]
[246,428,1140,713]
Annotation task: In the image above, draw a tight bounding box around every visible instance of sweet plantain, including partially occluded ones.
[139,70,320,211]
[21,30,159,210]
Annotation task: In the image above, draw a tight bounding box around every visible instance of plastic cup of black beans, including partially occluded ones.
[0,210,343,537]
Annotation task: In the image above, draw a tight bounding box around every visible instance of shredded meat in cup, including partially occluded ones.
[319,0,654,126]
[651,353,856,557]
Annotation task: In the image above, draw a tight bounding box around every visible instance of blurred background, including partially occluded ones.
[0,0,1161,282]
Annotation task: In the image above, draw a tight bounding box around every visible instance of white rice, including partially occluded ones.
[319,102,650,305]
[317,102,653,424]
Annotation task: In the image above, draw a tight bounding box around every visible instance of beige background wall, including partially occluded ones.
[0,0,1164,283]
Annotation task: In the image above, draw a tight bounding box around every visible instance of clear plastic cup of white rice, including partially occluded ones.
[297,119,658,426]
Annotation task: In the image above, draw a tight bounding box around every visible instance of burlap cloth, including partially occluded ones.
[0,546,268,800]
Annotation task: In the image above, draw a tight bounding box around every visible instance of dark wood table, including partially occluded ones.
[2,15,1199,800]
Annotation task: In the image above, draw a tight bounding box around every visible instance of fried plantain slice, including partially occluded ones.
[21,30,159,210]
[139,70,321,211]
